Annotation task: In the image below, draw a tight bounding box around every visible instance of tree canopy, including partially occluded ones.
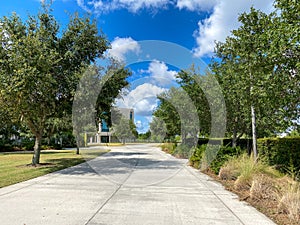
[0,7,109,164]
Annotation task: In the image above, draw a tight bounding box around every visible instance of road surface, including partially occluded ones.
[0,144,275,225]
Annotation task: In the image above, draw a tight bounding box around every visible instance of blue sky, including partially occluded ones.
[0,0,274,133]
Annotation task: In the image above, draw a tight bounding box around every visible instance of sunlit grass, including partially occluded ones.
[0,149,108,188]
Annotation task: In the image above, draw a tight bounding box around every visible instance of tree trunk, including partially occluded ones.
[32,134,42,165]
[251,105,258,160]
[232,117,239,147]
[232,127,237,148]
[76,136,80,155]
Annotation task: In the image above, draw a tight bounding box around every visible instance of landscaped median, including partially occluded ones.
[0,149,109,188]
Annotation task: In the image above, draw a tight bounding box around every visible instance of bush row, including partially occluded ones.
[189,144,245,174]
[258,137,300,176]
[198,138,252,151]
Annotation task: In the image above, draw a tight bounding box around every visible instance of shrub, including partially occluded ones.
[189,144,243,173]
[218,156,241,180]
[258,137,300,177]
[219,154,281,191]
[160,143,176,155]
[189,145,206,169]
[277,182,300,223]
[210,146,243,174]
[21,139,35,150]
[250,174,278,201]
[198,138,252,151]
[0,141,13,152]
[173,144,192,159]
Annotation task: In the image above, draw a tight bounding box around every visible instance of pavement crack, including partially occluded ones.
[85,155,140,225]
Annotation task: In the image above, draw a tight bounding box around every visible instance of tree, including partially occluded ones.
[154,88,181,141]
[113,116,136,144]
[176,66,211,136]
[150,116,167,142]
[268,0,299,123]
[213,5,299,158]
[0,6,109,165]
[154,87,199,145]
[213,8,280,159]
[211,54,251,147]
[72,61,132,151]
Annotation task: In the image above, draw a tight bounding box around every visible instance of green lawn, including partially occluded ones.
[0,149,108,188]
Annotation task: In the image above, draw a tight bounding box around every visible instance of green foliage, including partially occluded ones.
[212,4,300,159]
[113,116,137,144]
[173,144,192,159]
[160,142,176,155]
[0,6,109,164]
[189,145,206,169]
[197,138,252,151]
[138,131,151,140]
[189,144,244,174]
[258,137,300,177]
[20,139,35,151]
[154,87,199,144]
[0,139,13,152]
[150,116,167,142]
[176,67,211,135]
[153,88,181,140]
[209,146,243,174]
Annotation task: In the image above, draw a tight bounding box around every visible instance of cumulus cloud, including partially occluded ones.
[107,37,140,62]
[116,83,166,116]
[142,60,177,87]
[77,0,91,13]
[84,0,170,13]
[193,0,274,57]
[176,0,217,11]
[80,0,220,13]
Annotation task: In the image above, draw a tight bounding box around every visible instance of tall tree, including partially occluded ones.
[150,116,167,142]
[176,66,211,136]
[154,87,199,145]
[213,5,300,157]
[0,7,109,165]
[113,116,137,144]
[214,8,279,159]
[72,61,131,151]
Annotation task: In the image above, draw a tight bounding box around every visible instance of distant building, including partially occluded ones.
[88,108,134,144]
[118,108,134,122]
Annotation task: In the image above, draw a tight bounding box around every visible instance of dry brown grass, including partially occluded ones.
[215,154,300,225]
[277,182,300,223]
[218,162,240,180]
[250,174,278,202]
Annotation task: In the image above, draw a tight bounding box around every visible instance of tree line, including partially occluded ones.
[0,3,131,164]
[152,0,299,158]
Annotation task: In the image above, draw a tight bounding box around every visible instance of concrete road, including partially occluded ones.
[0,144,275,225]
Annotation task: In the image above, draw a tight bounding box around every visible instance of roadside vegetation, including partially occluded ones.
[217,155,300,225]
[156,1,299,223]
[0,2,131,164]
[160,140,300,225]
[0,149,108,188]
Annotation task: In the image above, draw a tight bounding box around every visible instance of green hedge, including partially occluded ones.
[258,137,300,175]
[189,144,244,174]
[198,138,252,151]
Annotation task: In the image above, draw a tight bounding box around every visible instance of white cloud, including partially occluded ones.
[77,0,91,13]
[143,60,177,87]
[193,0,274,57]
[176,0,217,11]
[107,37,140,62]
[116,83,166,116]
[86,0,170,13]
